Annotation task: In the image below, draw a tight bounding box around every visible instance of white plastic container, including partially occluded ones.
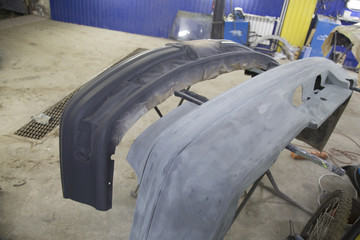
[318,174,358,205]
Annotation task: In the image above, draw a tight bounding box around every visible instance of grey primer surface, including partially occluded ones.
[60,39,279,211]
[127,58,354,240]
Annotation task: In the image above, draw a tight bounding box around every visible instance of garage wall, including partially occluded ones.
[315,0,347,17]
[227,0,284,17]
[50,0,284,38]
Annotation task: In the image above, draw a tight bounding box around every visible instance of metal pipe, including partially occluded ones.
[275,0,289,36]
[154,106,163,118]
[211,0,226,39]
[177,86,191,106]
[336,43,353,64]
[261,171,313,215]
[286,144,345,176]
[174,90,204,106]
[231,174,265,225]
[334,31,338,61]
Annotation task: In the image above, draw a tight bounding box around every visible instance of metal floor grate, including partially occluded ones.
[14,48,148,140]
[14,90,79,139]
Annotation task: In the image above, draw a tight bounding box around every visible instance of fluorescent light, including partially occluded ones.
[178,30,190,37]
[347,0,360,12]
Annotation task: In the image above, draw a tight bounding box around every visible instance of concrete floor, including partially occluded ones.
[0,16,359,240]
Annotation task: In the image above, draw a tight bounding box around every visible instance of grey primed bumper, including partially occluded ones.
[127,58,353,239]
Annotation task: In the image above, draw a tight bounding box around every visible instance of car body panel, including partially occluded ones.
[127,58,353,239]
[60,39,279,211]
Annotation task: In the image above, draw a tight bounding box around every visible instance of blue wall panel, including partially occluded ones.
[50,0,284,38]
[225,0,284,17]
[315,0,360,18]
[315,0,347,17]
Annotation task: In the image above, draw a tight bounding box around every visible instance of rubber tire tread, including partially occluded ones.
[300,190,352,240]
[341,218,360,240]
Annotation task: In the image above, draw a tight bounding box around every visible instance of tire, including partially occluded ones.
[300,190,352,240]
[343,165,360,197]
[341,198,360,240]
[341,218,360,240]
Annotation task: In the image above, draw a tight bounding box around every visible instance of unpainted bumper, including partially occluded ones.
[60,40,279,211]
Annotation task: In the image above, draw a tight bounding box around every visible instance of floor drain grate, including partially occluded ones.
[14,48,148,140]
[14,90,79,140]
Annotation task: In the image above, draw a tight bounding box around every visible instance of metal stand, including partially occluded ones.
[232,170,312,223]
[260,171,313,215]
[231,174,265,226]
[331,31,354,64]
[229,169,313,232]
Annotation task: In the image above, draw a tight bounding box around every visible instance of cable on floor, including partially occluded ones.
[292,131,360,167]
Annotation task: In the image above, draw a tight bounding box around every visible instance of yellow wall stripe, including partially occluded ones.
[280,0,317,48]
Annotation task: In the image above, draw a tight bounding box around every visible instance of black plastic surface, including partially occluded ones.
[60,39,279,210]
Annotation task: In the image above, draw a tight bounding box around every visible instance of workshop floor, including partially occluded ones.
[0,16,359,240]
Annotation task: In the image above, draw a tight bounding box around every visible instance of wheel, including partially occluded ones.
[341,198,360,240]
[343,165,360,197]
[300,190,352,240]
[341,218,360,240]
